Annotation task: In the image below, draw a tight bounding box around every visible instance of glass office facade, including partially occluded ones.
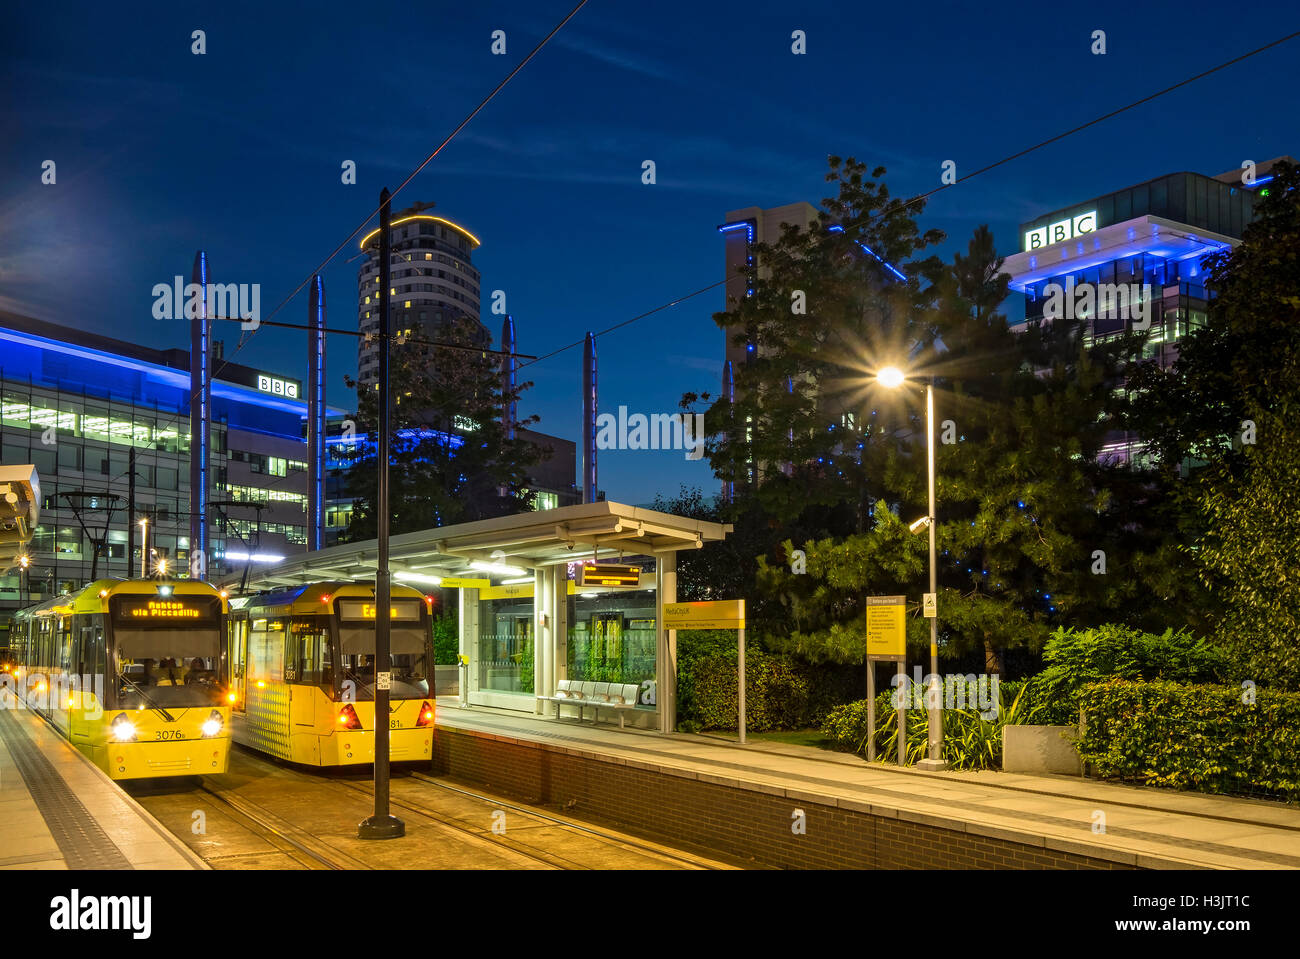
[0,317,313,638]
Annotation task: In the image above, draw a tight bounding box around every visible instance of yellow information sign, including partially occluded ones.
[662,599,745,630]
[441,578,490,589]
[479,583,534,600]
[865,595,906,660]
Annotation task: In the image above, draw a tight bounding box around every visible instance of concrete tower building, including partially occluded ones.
[355,205,486,388]
[717,202,819,367]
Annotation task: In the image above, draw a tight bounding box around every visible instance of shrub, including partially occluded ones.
[677,638,862,732]
[822,681,1043,770]
[1076,678,1300,802]
[1021,625,1236,725]
[688,651,810,732]
[432,612,458,665]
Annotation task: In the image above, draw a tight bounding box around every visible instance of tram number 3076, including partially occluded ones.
[155,730,184,740]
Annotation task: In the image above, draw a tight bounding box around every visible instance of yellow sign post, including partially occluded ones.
[440,577,490,589]
[865,595,907,766]
[662,599,748,743]
[662,599,745,630]
[865,596,906,660]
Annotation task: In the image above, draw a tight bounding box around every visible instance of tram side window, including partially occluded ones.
[78,615,105,695]
[56,617,74,675]
[248,617,286,684]
[287,617,331,687]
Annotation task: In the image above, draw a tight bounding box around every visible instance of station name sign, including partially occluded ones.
[1023,210,1097,252]
[257,374,299,399]
[663,600,745,630]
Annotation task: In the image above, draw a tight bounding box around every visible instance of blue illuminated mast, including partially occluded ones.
[188,250,211,579]
[307,275,326,552]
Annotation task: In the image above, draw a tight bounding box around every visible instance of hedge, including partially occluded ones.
[1076,678,1300,802]
[676,633,861,732]
[1017,625,1236,725]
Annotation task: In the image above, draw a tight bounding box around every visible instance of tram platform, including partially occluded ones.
[0,705,206,870]
[432,699,1300,870]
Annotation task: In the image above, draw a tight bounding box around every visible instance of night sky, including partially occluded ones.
[3,1,1297,504]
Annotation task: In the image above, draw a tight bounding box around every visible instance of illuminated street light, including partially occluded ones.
[876,366,946,770]
[876,366,906,389]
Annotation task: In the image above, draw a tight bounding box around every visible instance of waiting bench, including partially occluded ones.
[538,680,643,728]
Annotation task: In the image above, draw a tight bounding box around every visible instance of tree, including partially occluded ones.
[1133,160,1300,686]
[341,312,547,539]
[648,485,763,601]
[1196,411,1300,688]
[689,157,1185,672]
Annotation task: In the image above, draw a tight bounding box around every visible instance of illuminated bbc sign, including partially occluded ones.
[257,374,299,399]
[1023,211,1098,251]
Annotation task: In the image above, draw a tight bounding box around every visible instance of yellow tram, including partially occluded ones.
[7,579,232,780]
[227,581,435,767]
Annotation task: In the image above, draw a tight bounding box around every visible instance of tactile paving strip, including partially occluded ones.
[0,710,134,870]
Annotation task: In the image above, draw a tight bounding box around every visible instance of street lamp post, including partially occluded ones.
[876,367,947,771]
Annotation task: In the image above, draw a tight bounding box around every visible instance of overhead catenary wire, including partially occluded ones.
[517,28,1300,368]
[45,23,1300,549]
[217,28,1300,522]
[88,1,587,495]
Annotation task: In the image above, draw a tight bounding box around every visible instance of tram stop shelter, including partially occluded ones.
[231,502,731,732]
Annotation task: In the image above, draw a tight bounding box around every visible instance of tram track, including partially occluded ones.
[194,780,370,870]
[405,771,727,869]
[226,744,726,869]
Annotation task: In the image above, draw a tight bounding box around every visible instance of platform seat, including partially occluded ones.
[537,680,644,727]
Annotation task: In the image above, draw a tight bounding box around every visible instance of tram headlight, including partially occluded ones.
[201,710,224,738]
[111,713,138,743]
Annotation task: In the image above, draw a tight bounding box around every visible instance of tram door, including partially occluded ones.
[229,616,248,712]
[74,621,104,744]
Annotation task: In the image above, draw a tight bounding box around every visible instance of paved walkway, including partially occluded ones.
[0,705,205,870]
[435,699,1300,869]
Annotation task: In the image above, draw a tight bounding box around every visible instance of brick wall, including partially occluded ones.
[432,726,1128,870]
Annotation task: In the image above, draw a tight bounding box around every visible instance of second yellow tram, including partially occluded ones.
[227,582,435,766]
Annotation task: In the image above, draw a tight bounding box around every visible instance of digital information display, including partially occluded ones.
[337,600,422,622]
[114,598,217,623]
[576,564,642,588]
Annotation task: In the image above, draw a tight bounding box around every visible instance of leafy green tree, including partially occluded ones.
[342,312,547,539]
[1129,160,1300,683]
[690,157,1185,673]
[1196,420,1300,688]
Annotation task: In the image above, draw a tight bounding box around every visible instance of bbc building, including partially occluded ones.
[0,310,335,636]
[998,157,1292,465]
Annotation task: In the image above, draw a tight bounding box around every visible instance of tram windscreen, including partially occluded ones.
[110,595,224,707]
[335,599,429,699]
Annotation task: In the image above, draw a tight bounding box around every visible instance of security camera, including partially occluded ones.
[908,516,932,535]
